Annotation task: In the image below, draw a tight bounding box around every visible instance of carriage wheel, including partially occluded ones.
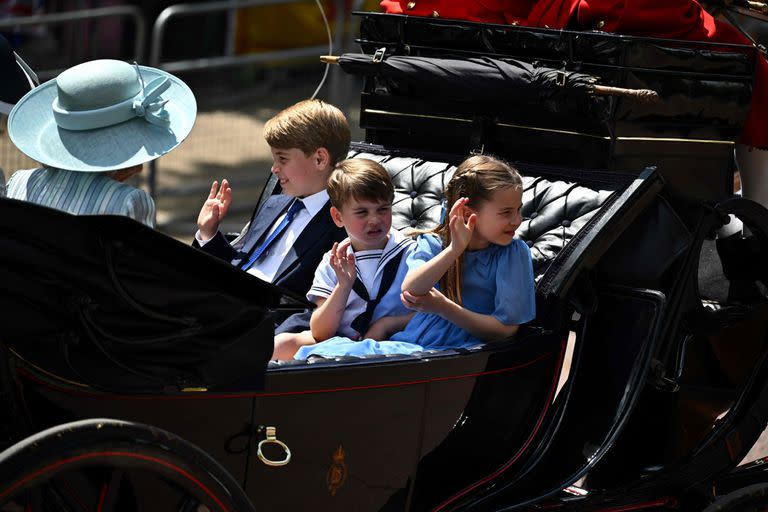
[0,418,256,512]
[703,483,768,511]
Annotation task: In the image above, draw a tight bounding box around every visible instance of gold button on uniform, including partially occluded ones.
[431,10,439,17]
[406,1,415,9]
[597,20,605,28]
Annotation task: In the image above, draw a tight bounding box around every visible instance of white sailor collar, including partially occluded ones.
[342,228,416,280]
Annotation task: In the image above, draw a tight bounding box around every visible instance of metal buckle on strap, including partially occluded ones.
[372,47,386,63]
[470,144,485,156]
[556,70,567,87]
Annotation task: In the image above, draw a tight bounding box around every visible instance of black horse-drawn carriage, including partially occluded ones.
[3,6,768,511]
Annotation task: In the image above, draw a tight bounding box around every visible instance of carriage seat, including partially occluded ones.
[268,144,617,368]
[349,145,615,281]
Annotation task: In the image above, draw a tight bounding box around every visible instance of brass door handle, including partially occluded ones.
[257,426,291,467]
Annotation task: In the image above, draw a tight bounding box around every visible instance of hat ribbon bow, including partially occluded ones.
[132,76,171,127]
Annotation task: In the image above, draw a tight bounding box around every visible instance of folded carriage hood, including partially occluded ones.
[0,197,311,391]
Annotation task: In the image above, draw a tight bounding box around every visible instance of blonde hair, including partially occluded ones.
[432,155,523,305]
[328,159,394,210]
[263,99,351,165]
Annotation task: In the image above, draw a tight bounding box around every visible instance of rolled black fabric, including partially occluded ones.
[337,53,596,104]
[0,198,311,391]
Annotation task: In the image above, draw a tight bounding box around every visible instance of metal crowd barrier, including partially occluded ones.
[0,6,147,176]
[151,0,342,72]
[147,0,349,198]
[0,6,146,80]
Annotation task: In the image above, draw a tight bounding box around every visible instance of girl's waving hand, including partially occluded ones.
[447,197,476,252]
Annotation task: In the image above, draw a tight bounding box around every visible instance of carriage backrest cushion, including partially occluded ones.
[349,150,614,281]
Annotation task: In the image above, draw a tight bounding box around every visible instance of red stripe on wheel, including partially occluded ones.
[0,451,230,512]
[96,482,108,512]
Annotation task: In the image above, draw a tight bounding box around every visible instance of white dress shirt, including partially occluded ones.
[196,189,330,282]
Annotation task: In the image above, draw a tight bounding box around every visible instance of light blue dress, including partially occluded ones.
[295,233,536,359]
[5,167,156,227]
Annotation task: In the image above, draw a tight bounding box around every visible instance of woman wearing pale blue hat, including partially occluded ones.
[4,59,197,227]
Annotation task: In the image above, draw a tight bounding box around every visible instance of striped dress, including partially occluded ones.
[6,167,155,227]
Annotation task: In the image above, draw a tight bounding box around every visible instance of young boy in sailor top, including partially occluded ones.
[272,158,417,359]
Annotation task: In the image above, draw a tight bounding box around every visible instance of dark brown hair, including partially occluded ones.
[263,99,351,166]
[327,158,394,210]
[432,155,523,304]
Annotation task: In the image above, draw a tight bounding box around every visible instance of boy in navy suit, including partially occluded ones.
[193,99,350,326]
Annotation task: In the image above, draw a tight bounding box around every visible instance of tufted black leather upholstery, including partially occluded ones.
[349,148,614,281]
[519,178,613,279]
[349,151,455,232]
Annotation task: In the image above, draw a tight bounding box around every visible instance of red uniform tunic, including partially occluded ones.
[379,0,532,25]
[381,0,768,148]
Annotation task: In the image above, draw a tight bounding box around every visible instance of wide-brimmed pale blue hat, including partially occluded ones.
[7,59,196,172]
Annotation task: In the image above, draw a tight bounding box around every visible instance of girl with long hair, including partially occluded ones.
[295,155,536,358]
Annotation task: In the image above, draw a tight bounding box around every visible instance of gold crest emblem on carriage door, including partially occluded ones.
[327,445,348,496]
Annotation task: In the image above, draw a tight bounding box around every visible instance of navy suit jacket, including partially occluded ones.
[193,194,346,325]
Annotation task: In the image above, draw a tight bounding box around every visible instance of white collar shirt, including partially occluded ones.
[246,189,329,282]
